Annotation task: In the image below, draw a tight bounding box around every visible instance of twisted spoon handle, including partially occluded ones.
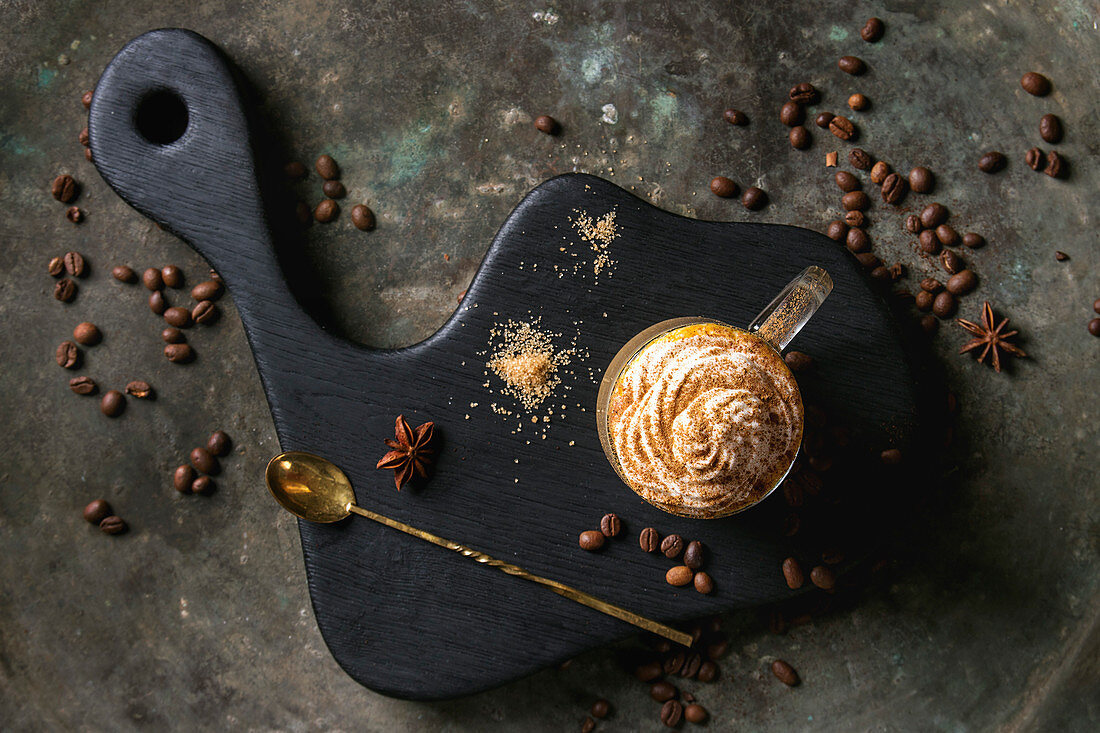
[345,503,692,647]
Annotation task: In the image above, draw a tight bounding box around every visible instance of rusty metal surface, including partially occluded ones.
[0,1,1097,730]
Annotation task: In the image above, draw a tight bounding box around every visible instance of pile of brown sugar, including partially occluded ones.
[486,319,572,411]
[568,208,618,277]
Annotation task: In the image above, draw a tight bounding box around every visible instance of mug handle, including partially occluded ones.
[748,266,833,352]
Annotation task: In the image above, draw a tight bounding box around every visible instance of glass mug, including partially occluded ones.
[595,266,833,519]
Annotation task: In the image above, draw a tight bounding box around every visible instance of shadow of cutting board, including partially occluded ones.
[88,29,919,699]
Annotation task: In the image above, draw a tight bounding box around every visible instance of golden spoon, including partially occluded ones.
[265,451,693,647]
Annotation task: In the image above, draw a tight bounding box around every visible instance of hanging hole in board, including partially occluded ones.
[134,89,189,145]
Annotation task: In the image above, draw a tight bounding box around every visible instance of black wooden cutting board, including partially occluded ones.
[88,29,919,700]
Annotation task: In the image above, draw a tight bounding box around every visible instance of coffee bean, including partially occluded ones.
[870,265,892,282]
[814,112,834,129]
[1020,71,1051,96]
[100,390,125,417]
[599,512,622,537]
[693,571,714,594]
[905,215,923,233]
[779,101,803,127]
[861,17,885,42]
[920,313,939,334]
[190,446,219,475]
[636,660,663,682]
[880,448,904,466]
[869,161,891,185]
[916,230,939,255]
[666,565,693,587]
[589,699,610,719]
[1043,151,1066,179]
[56,341,80,369]
[784,351,813,372]
[855,252,881,270]
[940,249,964,274]
[192,476,215,495]
[81,89,94,108]
[125,380,153,399]
[322,180,346,199]
[838,55,866,75]
[164,343,194,363]
[1055,251,1069,261]
[935,224,959,247]
[168,465,194,494]
[650,681,677,702]
[810,565,836,590]
[709,176,738,198]
[906,166,934,194]
[1025,147,1044,171]
[580,718,594,733]
[99,515,127,535]
[295,200,312,225]
[849,148,873,170]
[825,220,848,242]
[1038,113,1063,144]
[845,210,866,227]
[1093,298,1100,314]
[83,499,112,524]
[828,116,856,141]
[782,557,804,589]
[835,171,860,192]
[48,256,65,277]
[847,93,869,111]
[142,267,163,291]
[79,127,89,146]
[921,277,944,293]
[962,233,985,249]
[187,281,223,303]
[146,291,167,316]
[946,270,977,295]
[161,265,183,288]
[69,376,97,395]
[683,540,705,569]
[578,530,605,551]
[315,199,339,223]
[111,265,136,283]
[788,82,819,105]
[315,154,339,180]
[533,115,558,134]
[741,187,767,210]
[639,527,660,552]
[841,191,869,211]
[697,660,719,682]
[63,203,84,223]
[679,652,702,678]
[881,173,907,205]
[771,659,800,686]
[932,291,957,318]
[71,322,100,346]
[660,699,683,727]
[846,227,870,253]
[661,534,684,558]
[914,290,934,312]
[1089,318,1100,337]
[52,174,78,203]
[60,255,86,282]
[349,204,376,231]
[192,300,217,325]
[83,148,92,162]
[920,203,949,229]
[164,307,192,328]
[284,161,307,180]
[789,126,810,149]
[975,152,1006,176]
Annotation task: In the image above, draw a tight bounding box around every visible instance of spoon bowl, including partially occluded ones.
[265,451,355,523]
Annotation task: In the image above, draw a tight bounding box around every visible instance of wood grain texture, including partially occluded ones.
[89,29,919,700]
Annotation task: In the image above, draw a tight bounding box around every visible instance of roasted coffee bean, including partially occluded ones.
[905,214,923,233]
[639,527,660,552]
[661,534,684,558]
[870,265,892,282]
[846,227,870,253]
[779,101,803,127]
[683,703,708,724]
[1020,71,1051,96]
[838,55,866,75]
[719,107,748,127]
[783,479,804,507]
[835,171,860,192]
[192,300,217,324]
[709,176,738,198]
[164,343,194,363]
[683,540,705,569]
[920,203,948,229]
[881,173,907,204]
[679,652,702,678]
[666,565,693,587]
[788,82,819,105]
[782,557,804,589]
[784,351,813,372]
[881,448,903,466]
[207,430,231,456]
[79,127,90,146]
[578,530,605,551]
[841,190,869,211]
[1090,319,1100,337]
[869,161,891,185]
[1044,151,1066,179]
[845,210,865,227]
[173,465,194,493]
[192,476,215,495]
[650,681,677,702]
[295,201,312,225]
[921,277,944,293]
[65,205,84,223]
[284,161,307,180]
[590,699,610,719]
[599,512,622,537]
[111,265,136,283]
[932,291,957,318]
[148,291,167,315]
[849,148,873,170]
[161,265,183,288]
[69,376,97,395]
[918,229,940,255]
[314,199,339,222]
[697,660,719,682]
[814,111,834,128]
[789,126,810,149]
[660,699,683,727]
[100,390,125,417]
[936,224,960,247]
[99,515,127,535]
[1055,250,1069,261]
[861,17,885,42]
[48,256,65,277]
[163,307,192,328]
[828,115,856,141]
[315,154,339,180]
[693,571,714,594]
[350,204,376,231]
[81,89,94,108]
[858,252,882,272]
[914,290,934,312]
[908,166,934,193]
[848,93,869,111]
[946,270,977,295]
[825,220,848,241]
[636,660,663,682]
[71,322,100,345]
[142,267,163,291]
[189,280,223,302]
[533,115,558,134]
[125,380,153,399]
[810,565,836,590]
[190,446,219,475]
[61,253,86,279]
[52,174,78,203]
[580,718,594,733]
[940,250,964,274]
[322,180,346,199]
[772,659,799,686]
[1039,113,1063,144]
[962,233,985,249]
[83,148,92,162]
[83,499,112,524]
[56,341,80,369]
[1025,147,1044,171]
[978,151,1006,173]
[741,187,767,210]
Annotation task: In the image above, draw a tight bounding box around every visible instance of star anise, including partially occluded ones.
[376,415,435,490]
[956,301,1027,372]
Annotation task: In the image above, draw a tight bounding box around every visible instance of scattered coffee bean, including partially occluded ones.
[148,291,168,315]
[771,659,799,686]
[907,166,934,194]
[812,112,834,130]
[295,200,312,225]
[869,161,891,185]
[849,148,873,170]
[62,251,86,278]
[580,718,594,733]
[915,290,934,312]
[164,343,194,363]
[946,270,977,295]
[881,173,907,204]
[1043,151,1066,179]
[52,174,78,203]
[838,55,866,75]
[100,390,125,417]
[693,571,714,594]
[599,512,622,538]
[921,278,944,293]
[666,566,693,587]
[723,108,748,126]
[861,17,885,42]
[315,154,339,180]
[870,265,891,282]
[828,116,856,141]
[83,148,92,162]
[322,180,346,199]
[314,199,339,222]
[164,307,192,328]
[72,322,100,345]
[190,446,219,475]
[48,256,65,277]
[978,151,1006,173]
[579,530,605,551]
[1055,251,1069,261]
[932,291,957,318]
[142,267,164,291]
[788,82,819,105]
[1089,318,1100,337]
[789,126,810,149]
[161,265,183,288]
[350,204,376,231]
[683,541,705,569]
[99,515,127,535]
[66,206,83,224]
[881,448,903,466]
[207,430,231,456]
[940,250,964,274]
[111,265,137,283]
[284,161,307,180]
[163,325,184,342]
[192,300,217,324]
[709,176,738,198]
[174,465,194,493]
[125,380,153,399]
[697,660,719,682]
[846,227,870,253]
[917,230,939,255]
[841,191,869,211]
[639,527,660,552]
[847,93,869,111]
[679,652,702,678]
[782,557,804,589]
[663,649,685,675]
[650,681,677,703]
[56,341,80,369]
[741,187,767,210]
[1020,71,1051,96]
[83,499,112,524]
[636,660,663,682]
[825,220,848,241]
[855,252,881,270]
[1025,147,1044,171]
[956,233,984,250]
[660,699,683,727]
[192,476,215,495]
[835,171,860,192]
[81,89,94,108]
[79,127,90,146]
[784,351,813,372]
[189,280,223,302]
[845,210,866,227]
[779,101,803,127]
[661,534,684,558]
[936,224,960,247]
[920,203,949,229]
[1038,113,1063,144]
[69,376,97,395]
[533,115,559,134]
[590,699,610,719]
[810,565,835,589]
[905,214,923,233]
